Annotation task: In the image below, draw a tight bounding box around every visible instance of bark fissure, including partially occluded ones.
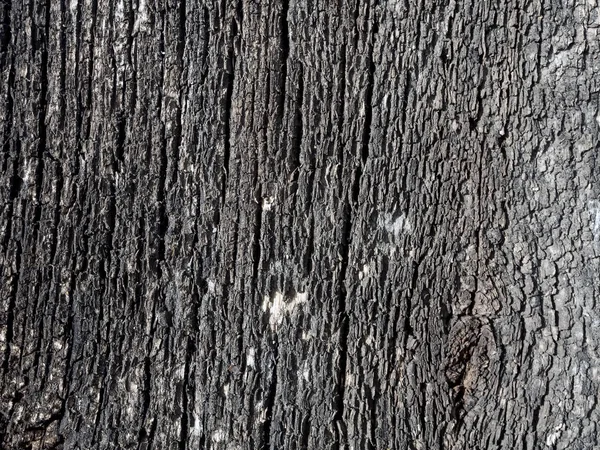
[279,0,289,112]
[334,8,378,445]
[2,242,20,374]
[262,342,279,449]
[222,3,240,204]
[170,0,187,190]
[83,0,98,140]
[178,338,191,450]
[155,11,169,280]
[291,67,305,217]
[253,183,263,282]
[1,3,13,176]
[33,0,50,231]
[0,0,11,70]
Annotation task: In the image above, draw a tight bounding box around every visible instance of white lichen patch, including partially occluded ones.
[301,331,313,341]
[133,0,149,33]
[358,262,372,280]
[192,417,202,437]
[270,260,284,273]
[385,0,405,17]
[262,196,275,211]
[545,423,564,446]
[263,291,308,331]
[380,212,411,237]
[207,279,216,294]
[262,295,271,312]
[302,362,310,382]
[23,159,34,185]
[254,401,267,425]
[246,347,256,368]
[212,429,226,443]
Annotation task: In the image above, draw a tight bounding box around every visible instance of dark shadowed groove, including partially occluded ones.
[138,284,158,450]
[73,0,83,168]
[300,415,311,449]
[469,66,489,317]
[1,0,13,175]
[222,2,241,203]
[84,0,98,141]
[293,70,303,143]
[263,343,279,450]
[171,0,187,190]
[285,64,310,273]
[2,52,17,252]
[137,354,153,450]
[48,167,66,283]
[92,355,108,443]
[221,75,233,204]
[360,49,376,167]
[535,0,544,84]
[253,183,263,280]
[290,65,305,215]
[200,6,210,87]
[156,8,169,279]
[177,4,190,449]
[334,7,378,446]
[2,242,21,374]
[21,0,52,380]
[56,264,78,428]
[178,338,191,450]
[279,0,289,114]
[33,0,51,231]
[335,41,346,165]
[404,408,419,450]
[47,0,67,266]
[217,2,242,314]
[0,0,11,70]
[333,130,351,438]
[400,71,411,137]
[126,0,137,116]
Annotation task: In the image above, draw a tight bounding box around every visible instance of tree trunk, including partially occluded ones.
[1,0,599,449]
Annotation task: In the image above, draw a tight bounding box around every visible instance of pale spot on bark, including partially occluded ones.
[301,362,310,382]
[545,423,564,446]
[254,401,267,425]
[133,0,149,33]
[246,347,255,368]
[380,212,411,237]
[358,263,371,280]
[212,429,226,443]
[262,196,275,211]
[207,280,216,294]
[264,291,308,331]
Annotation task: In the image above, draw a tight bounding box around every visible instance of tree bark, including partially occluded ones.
[1,0,600,449]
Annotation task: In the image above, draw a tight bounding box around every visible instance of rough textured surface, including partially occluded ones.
[1,0,600,449]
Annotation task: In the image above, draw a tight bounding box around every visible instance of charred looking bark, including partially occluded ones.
[2,0,600,449]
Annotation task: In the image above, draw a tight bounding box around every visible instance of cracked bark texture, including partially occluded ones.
[1,0,600,449]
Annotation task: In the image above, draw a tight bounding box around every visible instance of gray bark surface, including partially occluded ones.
[1,0,600,449]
